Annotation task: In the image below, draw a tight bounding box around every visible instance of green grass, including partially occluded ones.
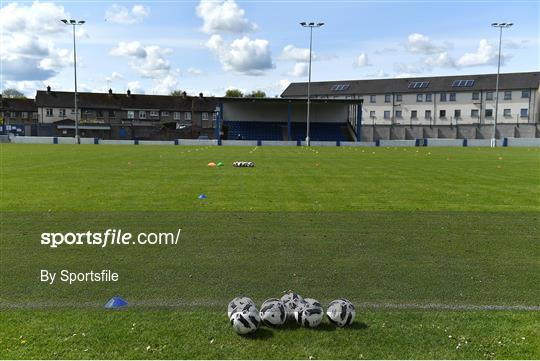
[0,144,539,359]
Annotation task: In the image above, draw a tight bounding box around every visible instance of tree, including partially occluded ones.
[170,90,185,96]
[225,89,244,97]
[247,90,266,98]
[2,88,26,98]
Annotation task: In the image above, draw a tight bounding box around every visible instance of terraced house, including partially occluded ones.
[34,87,218,139]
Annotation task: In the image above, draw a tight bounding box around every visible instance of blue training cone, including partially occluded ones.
[104,296,128,309]
[198,194,207,199]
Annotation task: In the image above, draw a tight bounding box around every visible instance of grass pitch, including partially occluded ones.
[1,144,539,359]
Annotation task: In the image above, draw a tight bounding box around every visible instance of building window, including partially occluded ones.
[109,111,115,118]
[416,94,423,102]
[202,112,208,120]
[71,108,75,114]
[440,93,447,102]
[150,111,159,117]
[127,111,135,119]
[485,109,493,117]
[439,110,446,118]
[139,111,147,119]
[184,112,191,121]
[425,110,432,119]
[486,91,493,100]
[425,93,432,102]
[369,111,376,118]
[10,112,17,118]
[395,110,402,118]
[472,92,480,100]
[162,111,170,116]
[522,90,530,98]
[384,110,390,119]
[449,93,456,101]
[471,109,479,118]
[59,109,66,117]
[503,109,511,117]
[96,110,103,118]
[454,109,461,119]
[520,108,528,117]
[213,113,217,121]
[504,91,512,100]
[396,94,402,102]
[45,108,52,117]
[411,110,417,119]
[21,112,28,119]
[384,94,391,103]
[173,112,181,120]
[370,95,376,103]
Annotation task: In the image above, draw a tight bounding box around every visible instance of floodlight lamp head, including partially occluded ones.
[317,22,325,26]
[78,20,85,24]
[69,19,76,24]
[300,22,306,26]
[61,19,68,24]
[507,22,514,27]
[309,22,315,26]
[491,22,499,27]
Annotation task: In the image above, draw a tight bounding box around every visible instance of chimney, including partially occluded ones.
[199,92,203,98]
[182,91,187,98]
[46,86,51,94]
[108,88,113,95]
[126,89,131,97]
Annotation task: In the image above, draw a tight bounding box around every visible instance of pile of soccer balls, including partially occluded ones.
[233,161,255,167]
[228,292,355,335]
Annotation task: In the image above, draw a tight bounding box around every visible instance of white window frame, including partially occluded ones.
[411,110,418,119]
[520,108,528,117]
[416,94,423,102]
[150,111,159,117]
[369,110,375,118]
[173,112,181,120]
[521,90,530,98]
[395,94,402,102]
[395,110,402,118]
[449,93,456,101]
[184,112,191,121]
[425,93,432,102]
[59,109,66,117]
[161,111,170,117]
[503,109,511,117]
[454,109,461,119]
[383,110,390,119]
[46,108,53,117]
[425,110,432,119]
[370,95,376,103]
[384,94,391,103]
[504,91,512,100]
[485,109,493,118]
[486,91,493,100]
[202,112,208,121]
[127,111,135,119]
[139,111,147,119]
[472,92,480,100]
[471,109,479,118]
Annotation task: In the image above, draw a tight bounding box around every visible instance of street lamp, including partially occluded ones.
[300,21,324,146]
[491,22,513,147]
[61,19,85,143]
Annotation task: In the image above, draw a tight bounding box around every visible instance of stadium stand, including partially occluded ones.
[223,121,285,140]
[290,122,351,141]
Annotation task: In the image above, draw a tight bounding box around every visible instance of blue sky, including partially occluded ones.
[1,0,538,97]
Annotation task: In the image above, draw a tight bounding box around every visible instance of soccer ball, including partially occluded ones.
[280,292,305,319]
[259,298,287,327]
[326,298,355,327]
[294,298,324,328]
[227,296,255,319]
[230,308,261,335]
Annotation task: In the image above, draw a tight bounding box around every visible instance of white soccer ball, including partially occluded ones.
[294,298,324,328]
[230,308,261,335]
[280,292,305,319]
[227,296,255,319]
[259,298,287,327]
[326,298,355,327]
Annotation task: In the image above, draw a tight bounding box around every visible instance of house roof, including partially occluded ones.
[0,97,37,112]
[35,90,212,111]
[280,71,540,97]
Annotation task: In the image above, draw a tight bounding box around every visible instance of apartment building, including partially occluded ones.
[281,72,540,126]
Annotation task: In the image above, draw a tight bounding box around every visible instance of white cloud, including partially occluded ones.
[424,52,455,68]
[281,45,313,62]
[205,35,273,75]
[188,67,202,76]
[107,72,124,81]
[456,39,505,67]
[405,33,448,54]
[127,81,144,94]
[105,4,150,25]
[394,62,424,74]
[110,42,173,78]
[0,2,72,81]
[366,69,389,79]
[278,79,291,91]
[151,73,181,95]
[355,53,370,68]
[196,0,257,34]
[289,62,308,77]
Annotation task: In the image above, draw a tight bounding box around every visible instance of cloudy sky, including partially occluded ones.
[1,0,538,97]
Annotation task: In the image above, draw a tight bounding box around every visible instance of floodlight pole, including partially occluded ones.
[491,22,513,147]
[62,19,85,144]
[300,22,324,146]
